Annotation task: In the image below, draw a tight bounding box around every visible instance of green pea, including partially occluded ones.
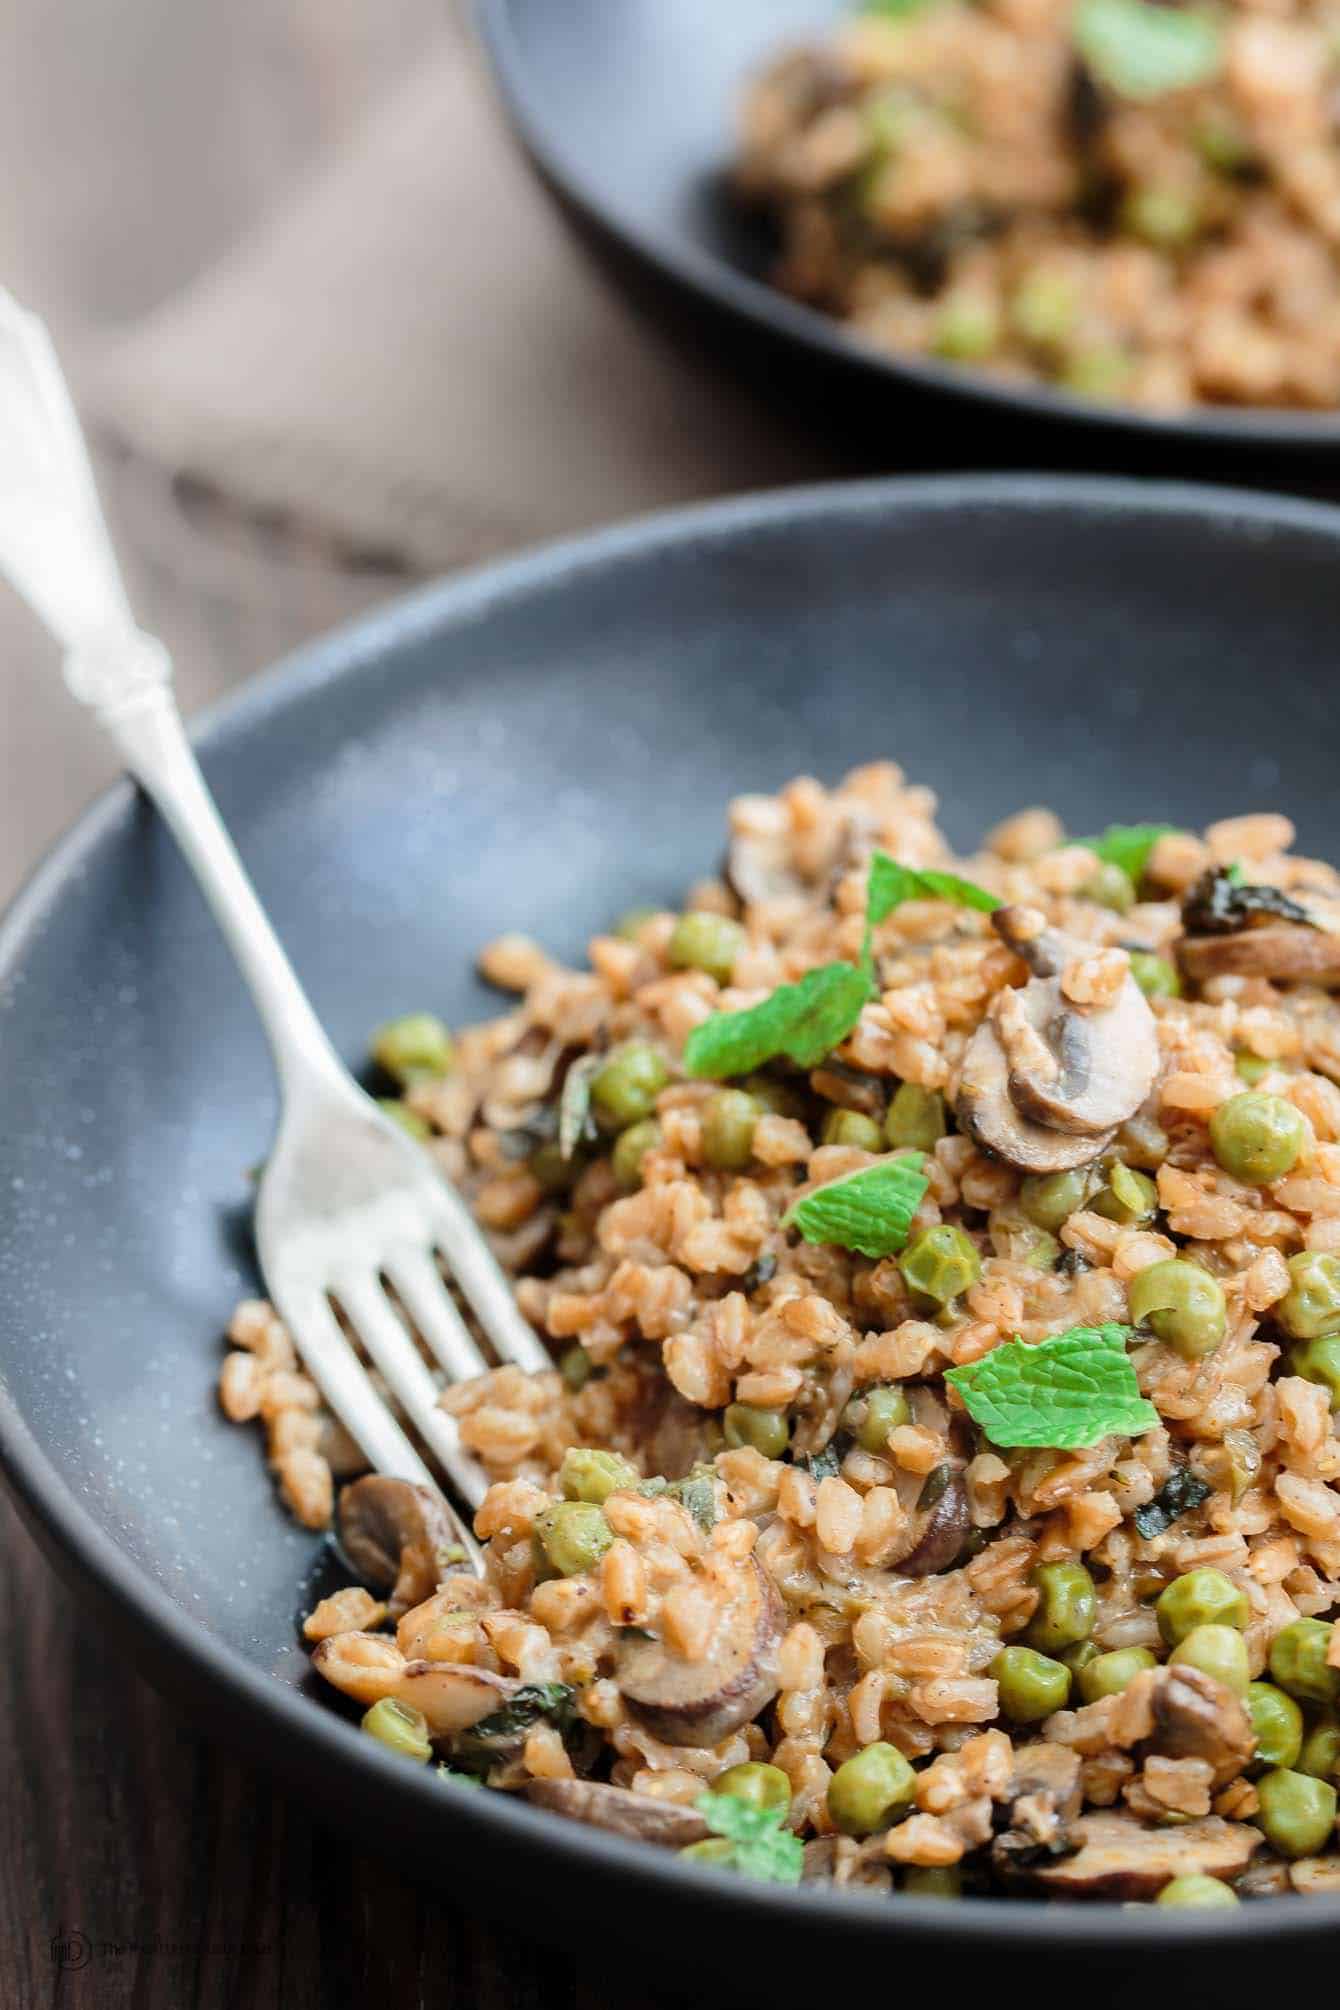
[1091,1163,1158,1226]
[1156,1568,1249,1646]
[1026,1562,1097,1655]
[1128,1258,1226,1359]
[1128,952,1181,1000]
[722,1403,790,1460]
[667,911,745,986]
[1235,1052,1271,1086]
[885,1083,948,1152]
[1209,1092,1308,1185]
[991,1646,1072,1723]
[591,1044,669,1129]
[533,1501,614,1577]
[1298,1720,1340,1782]
[1155,1875,1239,1909]
[702,1089,760,1171]
[1278,1252,1340,1343]
[827,1742,917,1836]
[1020,1168,1093,1233]
[1010,270,1076,351]
[1269,1618,1340,1706]
[1246,1682,1304,1772]
[371,1012,454,1084]
[932,294,999,361]
[842,1383,911,1455]
[559,1447,638,1505]
[710,1762,791,1814]
[1122,185,1199,248]
[821,1108,885,1152]
[611,1117,663,1191]
[559,1344,593,1393]
[1256,1768,1338,1859]
[361,1697,432,1763]
[679,1838,735,1867]
[899,1224,981,1307]
[1290,1335,1340,1411]
[1170,1623,1250,1696]
[1078,1646,1157,1704]
[903,1866,962,1898]
[378,1099,431,1141]
[1061,1639,1102,1677]
[613,905,658,941]
[1061,348,1132,401]
[1081,860,1135,913]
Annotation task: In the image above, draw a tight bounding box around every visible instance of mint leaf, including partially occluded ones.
[1078,823,1178,886]
[683,961,871,1078]
[867,853,1000,929]
[695,1793,804,1885]
[945,1322,1158,1449]
[784,1152,928,1259]
[1074,0,1222,101]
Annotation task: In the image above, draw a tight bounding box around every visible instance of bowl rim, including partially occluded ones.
[474,0,1340,456]
[6,470,1340,1948]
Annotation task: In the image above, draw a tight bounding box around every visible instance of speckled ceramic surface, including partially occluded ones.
[478,0,1340,460]
[3,478,1339,1995]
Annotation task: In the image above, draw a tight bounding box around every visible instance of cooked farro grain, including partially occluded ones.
[224,764,1340,1900]
[734,0,1340,414]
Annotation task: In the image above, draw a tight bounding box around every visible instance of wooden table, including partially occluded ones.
[0,4,685,2000]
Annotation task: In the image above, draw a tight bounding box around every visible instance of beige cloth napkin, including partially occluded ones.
[87,22,843,575]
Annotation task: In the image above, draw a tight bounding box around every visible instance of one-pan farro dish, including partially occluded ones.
[222,767,1340,1905]
[735,0,1340,412]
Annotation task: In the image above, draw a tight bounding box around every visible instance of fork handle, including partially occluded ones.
[0,291,343,1097]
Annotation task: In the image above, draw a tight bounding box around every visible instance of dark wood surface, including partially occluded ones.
[0,5,688,2003]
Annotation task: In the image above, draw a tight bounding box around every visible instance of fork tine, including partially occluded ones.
[272,1285,435,1490]
[382,1245,492,1383]
[428,1183,553,1373]
[336,1274,490,1515]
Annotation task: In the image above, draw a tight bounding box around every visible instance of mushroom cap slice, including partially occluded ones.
[998,968,1159,1137]
[1145,1663,1254,1788]
[888,1459,971,1577]
[1179,925,1340,988]
[337,1474,465,1617]
[1004,1810,1259,1900]
[957,1019,1116,1173]
[395,1661,523,1741]
[524,1779,710,1847]
[615,1554,783,1748]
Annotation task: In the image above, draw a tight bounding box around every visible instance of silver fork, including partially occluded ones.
[0,292,550,1566]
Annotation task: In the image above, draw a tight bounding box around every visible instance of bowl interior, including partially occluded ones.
[480,0,1340,452]
[5,477,1340,1963]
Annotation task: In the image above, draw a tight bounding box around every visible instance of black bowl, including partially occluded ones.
[3,477,1340,2001]
[476,0,1340,468]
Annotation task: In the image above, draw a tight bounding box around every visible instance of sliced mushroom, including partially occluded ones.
[615,1554,783,1747]
[1144,1663,1255,1788]
[810,1061,888,1118]
[524,1779,710,1848]
[337,1475,466,1617]
[1006,1810,1259,1900]
[955,907,1158,1173]
[724,831,806,910]
[396,1661,523,1741]
[888,1460,972,1577]
[1178,925,1340,988]
[995,1743,1083,1857]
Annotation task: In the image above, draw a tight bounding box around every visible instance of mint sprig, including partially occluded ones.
[945,1322,1158,1449]
[684,849,996,1080]
[784,1152,928,1259]
[693,1792,804,1885]
[1078,822,1179,887]
[1073,0,1222,101]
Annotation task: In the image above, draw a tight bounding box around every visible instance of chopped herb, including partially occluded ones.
[559,1055,601,1159]
[1133,1465,1212,1540]
[666,1466,719,1534]
[945,1323,1159,1450]
[800,1442,844,1482]
[1073,0,1223,101]
[742,1249,778,1295]
[784,1152,929,1260]
[1056,1248,1090,1278]
[455,1681,577,1763]
[683,960,872,1078]
[693,1792,804,1885]
[864,0,934,16]
[1078,822,1178,886]
[1225,861,1246,886]
[436,1766,484,1789]
[1182,866,1315,936]
[497,1104,558,1161]
[867,853,1000,931]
